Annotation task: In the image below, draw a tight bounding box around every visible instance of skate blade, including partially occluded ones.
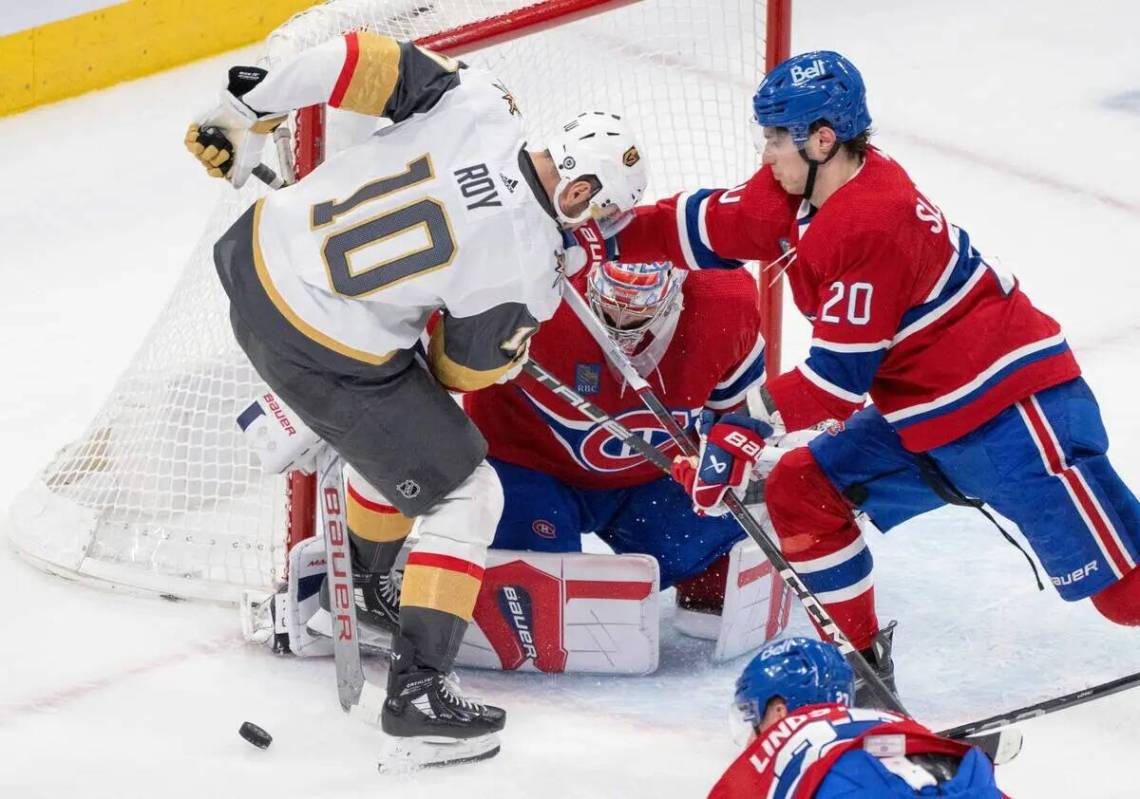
[306,608,393,655]
[377,733,501,774]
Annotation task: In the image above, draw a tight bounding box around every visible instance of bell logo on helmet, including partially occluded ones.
[622,146,640,167]
[789,58,827,87]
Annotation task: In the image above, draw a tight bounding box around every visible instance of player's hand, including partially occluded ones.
[186,66,285,188]
[671,411,772,516]
[560,219,608,277]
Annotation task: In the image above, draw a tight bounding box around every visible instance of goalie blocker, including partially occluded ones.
[243,538,792,674]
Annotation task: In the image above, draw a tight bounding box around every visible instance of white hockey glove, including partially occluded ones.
[236,391,322,474]
[185,67,286,188]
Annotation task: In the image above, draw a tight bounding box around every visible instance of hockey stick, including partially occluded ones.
[520,359,673,471]
[247,162,388,724]
[314,448,388,723]
[938,668,1140,739]
[556,282,1023,763]
[558,284,901,704]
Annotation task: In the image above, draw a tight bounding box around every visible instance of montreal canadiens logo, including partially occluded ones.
[532,519,557,539]
[577,408,693,472]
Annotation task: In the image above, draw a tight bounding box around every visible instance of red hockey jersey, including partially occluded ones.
[619,149,1080,451]
[709,703,993,799]
[464,271,766,489]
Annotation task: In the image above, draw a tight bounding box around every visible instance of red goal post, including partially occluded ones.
[6,0,792,603]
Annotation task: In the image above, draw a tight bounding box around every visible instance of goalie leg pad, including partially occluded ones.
[458,549,660,674]
[673,537,795,661]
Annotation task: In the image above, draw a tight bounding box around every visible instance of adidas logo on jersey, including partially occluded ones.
[789,59,826,86]
[499,173,519,193]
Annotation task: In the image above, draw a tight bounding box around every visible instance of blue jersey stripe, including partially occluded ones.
[804,346,884,399]
[891,339,1071,429]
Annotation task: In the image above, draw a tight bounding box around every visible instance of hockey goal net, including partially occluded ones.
[5,0,790,603]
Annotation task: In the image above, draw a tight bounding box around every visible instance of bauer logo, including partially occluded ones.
[575,363,601,395]
[1051,560,1098,587]
[789,59,827,86]
[498,585,539,661]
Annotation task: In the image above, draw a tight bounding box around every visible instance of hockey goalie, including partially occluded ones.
[241,258,798,674]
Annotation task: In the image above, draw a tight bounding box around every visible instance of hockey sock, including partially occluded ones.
[1091,566,1140,626]
[766,447,880,650]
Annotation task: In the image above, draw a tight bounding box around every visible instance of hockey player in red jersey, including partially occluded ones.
[619,51,1140,702]
[463,259,769,609]
[710,637,1005,798]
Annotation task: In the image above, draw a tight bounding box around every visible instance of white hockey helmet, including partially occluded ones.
[547,111,648,228]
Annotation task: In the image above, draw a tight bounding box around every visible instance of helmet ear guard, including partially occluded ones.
[548,111,649,227]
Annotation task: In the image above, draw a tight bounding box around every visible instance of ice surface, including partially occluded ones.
[2,1,1140,796]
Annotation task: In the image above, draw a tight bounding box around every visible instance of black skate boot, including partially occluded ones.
[353,569,402,636]
[378,636,506,771]
[853,620,898,708]
[312,568,401,651]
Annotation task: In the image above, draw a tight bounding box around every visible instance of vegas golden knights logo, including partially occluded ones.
[622,145,640,167]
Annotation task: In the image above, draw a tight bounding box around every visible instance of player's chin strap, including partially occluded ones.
[798,134,842,202]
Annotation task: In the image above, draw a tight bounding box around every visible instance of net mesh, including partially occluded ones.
[5,0,767,602]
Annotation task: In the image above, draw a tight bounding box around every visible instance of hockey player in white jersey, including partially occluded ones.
[185,30,647,768]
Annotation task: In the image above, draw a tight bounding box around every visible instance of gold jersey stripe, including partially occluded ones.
[251,199,397,366]
[428,321,515,392]
[338,32,402,117]
[347,492,414,543]
[401,563,482,621]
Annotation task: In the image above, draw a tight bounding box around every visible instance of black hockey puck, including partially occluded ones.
[239,721,272,749]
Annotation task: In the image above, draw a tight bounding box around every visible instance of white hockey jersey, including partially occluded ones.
[228,33,565,375]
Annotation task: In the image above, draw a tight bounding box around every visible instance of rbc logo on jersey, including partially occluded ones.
[575,363,601,395]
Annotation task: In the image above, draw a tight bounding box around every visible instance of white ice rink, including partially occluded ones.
[3,1,1140,796]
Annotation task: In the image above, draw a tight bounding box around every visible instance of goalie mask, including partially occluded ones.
[587,260,682,355]
[547,111,648,229]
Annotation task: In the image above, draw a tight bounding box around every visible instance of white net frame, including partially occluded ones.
[5,0,779,603]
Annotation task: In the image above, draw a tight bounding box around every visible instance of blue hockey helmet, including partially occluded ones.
[734,637,854,725]
[752,51,871,145]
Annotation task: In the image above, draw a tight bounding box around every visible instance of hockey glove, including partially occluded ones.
[671,411,772,516]
[185,67,286,188]
[561,219,611,277]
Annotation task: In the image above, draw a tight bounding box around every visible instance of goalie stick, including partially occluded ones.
[556,282,1022,765]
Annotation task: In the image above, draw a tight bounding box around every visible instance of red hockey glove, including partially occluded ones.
[561,219,608,277]
[672,411,772,516]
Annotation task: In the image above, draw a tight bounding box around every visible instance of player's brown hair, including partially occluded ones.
[809,120,872,161]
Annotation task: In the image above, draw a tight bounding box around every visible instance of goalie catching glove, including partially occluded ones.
[184,66,286,187]
[672,411,772,516]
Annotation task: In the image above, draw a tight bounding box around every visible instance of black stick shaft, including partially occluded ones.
[558,283,905,715]
[938,669,1140,738]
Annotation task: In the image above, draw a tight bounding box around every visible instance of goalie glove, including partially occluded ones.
[185,66,286,188]
[671,411,772,516]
